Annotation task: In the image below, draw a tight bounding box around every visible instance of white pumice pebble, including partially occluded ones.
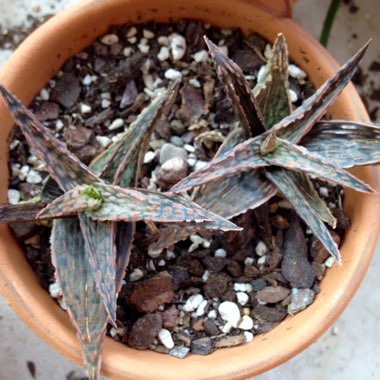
[218,301,241,327]
[196,299,208,317]
[190,235,204,245]
[202,270,210,282]
[126,27,137,37]
[257,256,267,266]
[244,331,254,342]
[49,283,62,298]
[7,189,20,205]
[9,139,20,150]
[157,46,170,61]
[101,34,119,45]
[110,327,125,338]
[123,47,133,57]
[95,135,112,148]
[158,329,175,349]
[183,294,204,312]
[244,257,254,266]
[202,240,211,249]
[138,43,150,54]
[101,99,111,109]
[40,88,50,100]
[143,29,155,39]
[325,256,335,268]
[238,315,254,330]
[214,248,227,258]
[166,250,176,260]
[207,309,217,319]
[264,43,273,60]
[158,260,166,267]
[257,65,266,83]
[234,283,253,293]
[184,144,195,153]
[19,165,30,181]
[236,292,249,306]
[82,74,94,86]
[189,78,201,88]
[187,157,196,167]
[143,151,156,164]
[289,88,298,103]
[221,322,233,333]
[127,36,137,44]
[192,50,208,63]
[255,241,268,256]
[319,186,329,197]
[170,33,186,61]
[158,36,169,45]
[129,268,144,282]
[288,64,307,79]
[58,298,67,310]
[164,68,182,80]
[80,103,92,114]
[26,169,42,184]
[108,118,124,130]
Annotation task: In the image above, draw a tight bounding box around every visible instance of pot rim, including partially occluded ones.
[0,1,379,379]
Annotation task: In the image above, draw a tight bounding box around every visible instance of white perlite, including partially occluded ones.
[236,292,249,306]
[40,88,50,101]
[95,135,111,148]
[129,268,144,282]
[288,64,307,80]
[183,294,204,312]
[238,315,254,330]
[214,248,227,258]
[143,151,156,164]
[244,331,254,342]
[26,169,43,184]
[80,103,92,114]
[164,68,182,80]
[170,33,186,61]
[192,50,208,63]
[101,99,112,108]
[7,189,20,205]
[289,88,298,103]
[255,241,268,256]
[218,301,241,327]
[126,27,137,38]
[49,283,62,298]
[158,329,175,349]
[82,74,94,86]
[108,118,124,130]
[138,42,150,54]
[101,34,119,45]
[143,29,155,39]
[157,46,170,61]
[189,78,201,88]
[202,270,210,282]
[196,299,208,317]
[234,283,253,293]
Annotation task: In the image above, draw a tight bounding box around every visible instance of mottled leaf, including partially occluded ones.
[272,41,370,143]
[253,33,292,128]
[0,85,99,191]
[51,218,108,380]
[263,138,375,193]
[204,36,265,137]
[302,120,380,168]
[265,170,341,262]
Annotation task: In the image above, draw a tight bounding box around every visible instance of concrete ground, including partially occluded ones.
[0,0,379,379]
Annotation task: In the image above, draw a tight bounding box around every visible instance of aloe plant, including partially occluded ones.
[0,84,239,379]
[170,35,380,263]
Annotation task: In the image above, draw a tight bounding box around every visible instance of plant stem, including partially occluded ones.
[320,0,341,47]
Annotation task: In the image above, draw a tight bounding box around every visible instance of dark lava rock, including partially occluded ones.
[251,278,267,292]
[50,72,81,109]
[203,273,232,298]
[202,256,227,273]
[310,231,341,263]
[232,49,264,72]
[128,313,162,349]
[191,337,212,355]
[243,264,260,279]
[126,273,174,313]
[204,319,219,336]
[35,102,60,121]
[255,286,290,304]
[161,305,179,329]
[251,305,287,323]
[226,260,243,277]
[281,217,316,288]
[215,335,246,348]
[168,266,189,289]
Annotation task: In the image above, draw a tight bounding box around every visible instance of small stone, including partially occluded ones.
[110,327,125,338]
[120,80,138,108]
[244,257,254,266]
[288,64,307,79]
[170,135,184,147]
[325,257,335,268]
[128,36,137,44]
[289,89,298,103]
[255,241,268,256]
[40,88,50,100]
[191,337,212,355]
[157,46,170,61]
[189,78,201,88]
[95,135,111,148]
[215,335,246,348]
[238,315,254,330]
[26,170,43,184]
[138,43,150,54]
[101,34,119,45]
[183,294,204,312]
[158,36,169,45]
[80,103,92,114]
[221,322,232,333]
[164,68,182,80]
[218,301,241,327]
[158,328,175,349]
[157,157,188,189]
[256,286,290,304]
[214,248,227,258]
[251,305,287,323]
[50,73,81,109]
[161,306,179,329]
[319,186,329,197]
[48,283,62,298]
[159,143,188,164]
[203,273,231,298]
[128,314,162,349]
[226,260,243,277]
[108,118,124,130]
[288,288,315,314]
[101,99,111,108]
[203,256,227,273]
[169,346,190,359]
[244,331,254,342]
[143,151,156,164]
[207,310,217,319]
[201,270,210,282]
[234,283,253,293]
[170,33,186,61]
[271,215,290,231]
[82,74,94,86]
[123,47,133,57]
[204,319,219,336]
[129,268,144,282]
[143,29,155,39]
[7,189,20,205]
[196,299,208,316]
[192,50,208,63]
[236,292,249,306]
[126,27,137,37]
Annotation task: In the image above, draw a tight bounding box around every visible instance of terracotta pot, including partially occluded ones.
[0,1,379,379]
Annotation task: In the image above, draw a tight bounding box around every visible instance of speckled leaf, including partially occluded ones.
[170,136,267,193]
[204,37,265,137]
[302,120,380,168]
[264,138,375,192]
[51,218,108,380]
[253,33,292,128]
[78,214,117,324]
[265,170,341,262]
[0,86,99,191]
[272,41,370,143]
